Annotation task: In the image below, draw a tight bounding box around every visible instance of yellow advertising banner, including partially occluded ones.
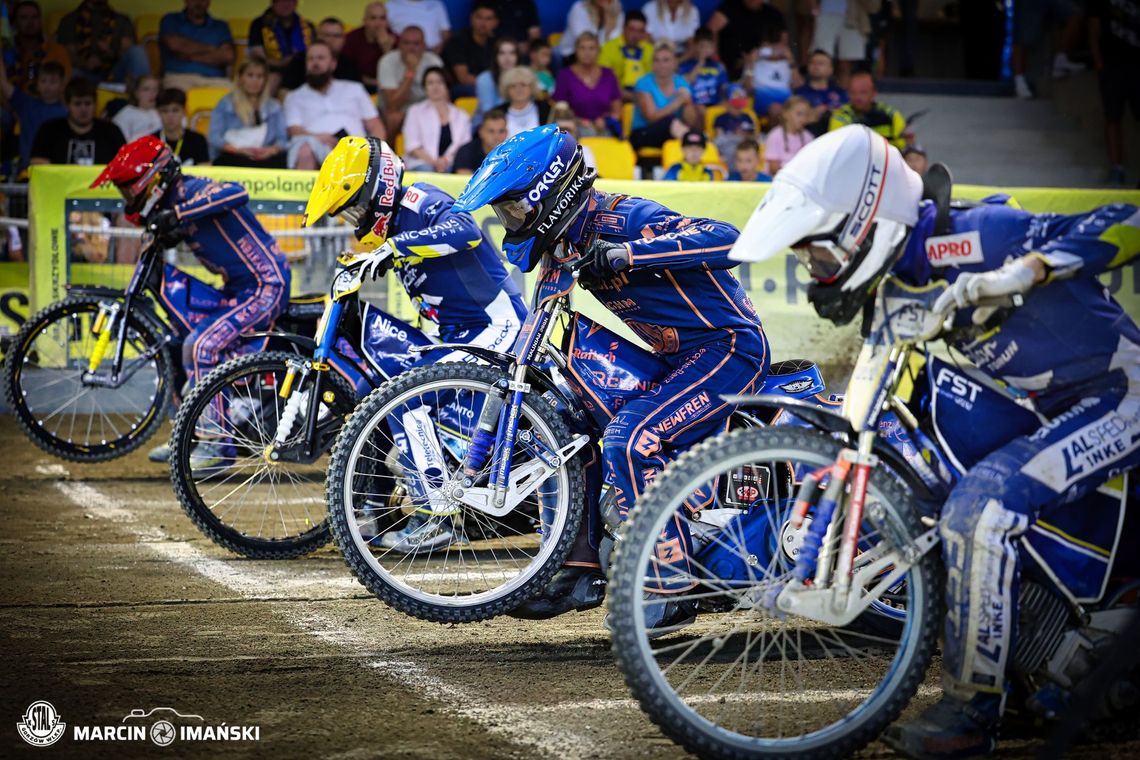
[0,263,31,344]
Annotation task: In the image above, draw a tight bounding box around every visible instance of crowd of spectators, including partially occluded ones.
[5,0,1025,189]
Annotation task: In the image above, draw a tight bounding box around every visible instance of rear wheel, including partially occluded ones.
[4,295,172,462]
[170,350,358,559]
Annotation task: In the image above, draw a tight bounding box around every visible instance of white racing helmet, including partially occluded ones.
[730,125,923,324]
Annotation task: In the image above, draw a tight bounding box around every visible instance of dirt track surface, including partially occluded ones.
[1,418,1135,759]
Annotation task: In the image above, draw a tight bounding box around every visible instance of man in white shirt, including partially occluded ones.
[378,26,444,136]
[285,42,385,169]
[384,0,451,53]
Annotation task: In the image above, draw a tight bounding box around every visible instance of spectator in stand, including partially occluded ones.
[712,84,757,171]
[342,3,398,94]
[559,0,624,59]
[249,0,316,94]
[475,38,519,121]
[159,0,235,92]
[764,94,813,174]
[828,70,906,148]
[530,40,555,97]
[744,24,796,122]
[57,0,150,85]
[643,0,700,54]
[8,1,71,96]
[663,130,719,181]
[285,42,385,170]
[599,11,654,95]
[207,59,288,168]
[29,78,126,166]
[112,76,162,142]
[548,100,598,170]
[1012,0,1086,100]
[794,49,848,137]
[282,17,362,91]
[452,107,507,174]
[443,1,498,96]
[553,32,622,137]
[152,88,210,166]
[489,0,541,53]
[902,143,928,175]
[0,58,66,175]
[378,26,444,136]
[1089,0,1140,186]
[386,0,451,54]
[630,42,700,150]
[810,0,878,86]
[709,0,787,80]
[403,66,471,172]
[496,65,551,137]
[679,28,728,110]
[727,138,771,181]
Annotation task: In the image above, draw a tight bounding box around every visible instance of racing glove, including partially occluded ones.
[359,242,396,280]
[932,256,1040,323]
[580,238,631,282]
[146,209,183,248]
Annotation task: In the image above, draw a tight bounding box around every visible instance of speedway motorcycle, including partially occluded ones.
[323,247,833,624]
[607,275,1139,759]
[168,251,432,559]
[3,228,322,463]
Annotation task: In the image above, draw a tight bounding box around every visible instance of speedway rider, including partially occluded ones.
[92,136,291,464]
[731,124,1139,758]
[302,136,528,553]
[452,124,771,623]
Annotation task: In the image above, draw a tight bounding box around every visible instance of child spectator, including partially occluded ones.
[678,28,728,109]
[112,76,162,142]
[208,59,288,168]
[663,130,719,181]
[902,144,929,175]
[0,59,66,175]
[727,138,771,181]
[57,0,150,84]
[552,32,622,137]
[496,66,550,137]
[386,0,451,53]
[342,3,398,94]
[530,40,555,97]
[475,39,519,121]
[8,1,71,96]
[643,0,700,54]
[159,0,236,91]
[711,84,757,172]
[630,42,700,150]
[29,78,126,166]
[153,88,210,166]
[794,49,848,137]
[404,66,471,171]
[442,1,498,94]
[764,94,813,174]
[599,11,654,93]
[548,100,597,171]
[452,108,508,174]
[560,1,625,59]
[744,25,795,122]
[249,0,317,93]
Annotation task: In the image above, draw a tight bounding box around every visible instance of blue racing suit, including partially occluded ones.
[165,175,290,387]
[571,190,771,582]
[893,197,1140,713]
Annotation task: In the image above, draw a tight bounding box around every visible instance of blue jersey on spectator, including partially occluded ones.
[713,111,756,135]
[727,170,772,182]
[10,90,66,171]
[678,59,728,106]
[793,82,847,112]
[160,10,234,78]
[631,73,691,130]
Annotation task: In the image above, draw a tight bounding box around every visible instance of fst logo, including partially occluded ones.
[926,231,983,267]
[935,367,983,406]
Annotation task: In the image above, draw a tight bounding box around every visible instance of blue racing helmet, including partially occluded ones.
[454,124,597,272]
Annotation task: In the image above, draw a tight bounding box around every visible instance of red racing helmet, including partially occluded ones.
[90,136,180,226]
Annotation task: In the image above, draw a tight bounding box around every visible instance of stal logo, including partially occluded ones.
[779,378,815,394]
[17,701,67,747]
[926,231,984,267]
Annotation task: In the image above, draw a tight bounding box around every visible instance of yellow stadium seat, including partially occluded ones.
[579,137,636,180]
[136,14,164,77]
[190,113,211,135]
[704,103,762,135]
[96,86,123,117]
[455,96,478,117]
[228,18,252,75]
[186,86,230,116]
[549,32,562,49]
[661,139,724,170]
[621,102,633,138]
[395,133,405,157]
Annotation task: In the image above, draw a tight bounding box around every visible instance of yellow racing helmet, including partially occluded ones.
[303,136,405,249]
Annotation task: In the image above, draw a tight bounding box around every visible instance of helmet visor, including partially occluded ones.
[340,205,365,227]
[492,198,535,232]
[792,240,847,282]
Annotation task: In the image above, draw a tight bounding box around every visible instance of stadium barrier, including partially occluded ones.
[24,165,1140,367]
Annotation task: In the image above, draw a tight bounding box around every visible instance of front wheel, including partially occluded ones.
[608,426,940,760]
[4,295,173,462]
[327,362,585,623]
[170,351,358,559]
